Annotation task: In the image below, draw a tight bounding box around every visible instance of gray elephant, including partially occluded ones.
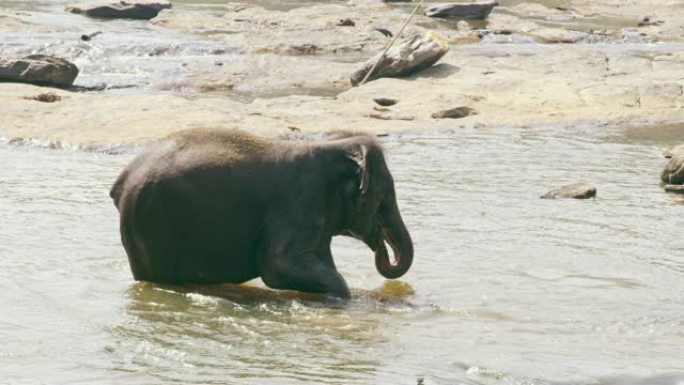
[110,129,413,299]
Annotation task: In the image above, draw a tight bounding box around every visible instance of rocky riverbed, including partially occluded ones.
[1,0,683,148]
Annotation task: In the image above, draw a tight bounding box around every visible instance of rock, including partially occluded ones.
[663,143,684,159]
[374,97,398,106]
[0,55,79,88]
[425,1,498,20]
[661,152,684,184]
[336,18,355,27]
[151,4,441,56]
[431,106,476,119]
[486,13,591,44]
[350,31,449,86]
[67,1,171,20]
[663,184,684,193]
[541,183,596,199]
[81,31,102,41]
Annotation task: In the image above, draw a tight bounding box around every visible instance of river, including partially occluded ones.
[2,0,684,384]
[2,124,684,384]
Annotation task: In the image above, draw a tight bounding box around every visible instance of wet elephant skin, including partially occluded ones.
[110,129,413,298]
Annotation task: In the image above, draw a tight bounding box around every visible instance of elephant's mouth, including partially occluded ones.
[344,207,413,280]
[342,223,383,252]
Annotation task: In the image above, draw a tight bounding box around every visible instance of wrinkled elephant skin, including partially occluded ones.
[110,129,413,299]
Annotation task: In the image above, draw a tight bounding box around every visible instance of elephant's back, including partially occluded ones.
[114,129,275,197]
[165,128,276,167]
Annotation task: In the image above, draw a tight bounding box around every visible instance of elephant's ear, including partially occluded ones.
[347,144,369,195]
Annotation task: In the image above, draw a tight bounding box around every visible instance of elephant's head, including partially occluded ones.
[323,133,414,279]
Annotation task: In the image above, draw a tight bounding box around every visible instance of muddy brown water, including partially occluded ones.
[2,0,684,384]
[2,124,684,385]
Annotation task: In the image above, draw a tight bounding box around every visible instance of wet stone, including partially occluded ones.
[661,152,684,185]
[67,1,171,20]
[374,97,398,107]
[541,183,597,199]
[425,1,498,20]
[0,55,79,88]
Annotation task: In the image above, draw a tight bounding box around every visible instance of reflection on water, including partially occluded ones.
[113,282,390,384]
[2,125,684,384]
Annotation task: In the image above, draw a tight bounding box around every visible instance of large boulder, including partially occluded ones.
[663,143,684,159]
[67,1,171,20]
[350,31,449,86]
[0,55,79,88]
[661,152,684,185]
[541,183,597,199]
[425,1,498,20]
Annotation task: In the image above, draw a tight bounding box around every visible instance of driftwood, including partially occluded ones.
[350,32,449,86]
[0,55,79,88]
[425,1,498,20]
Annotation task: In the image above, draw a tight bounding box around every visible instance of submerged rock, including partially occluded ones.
[541,183,596,199]
[0,55,78,88]
[425,1,498,20]
[661,152,684,185]
[67,1,171,20]
[350,31,449,86]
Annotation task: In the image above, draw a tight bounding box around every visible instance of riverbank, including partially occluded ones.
[1,0,684,148]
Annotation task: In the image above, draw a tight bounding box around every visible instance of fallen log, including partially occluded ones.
[350,31,449,86]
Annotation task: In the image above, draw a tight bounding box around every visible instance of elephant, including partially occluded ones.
[110,128,413,299]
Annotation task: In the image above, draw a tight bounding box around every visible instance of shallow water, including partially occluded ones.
[2,0,684,383]
[2,124,684,385]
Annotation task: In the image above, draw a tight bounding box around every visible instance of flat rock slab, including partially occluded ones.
[541,183,597,199]
[67,1,171,20]
[0,55,78,87]
[351,31,449,86]
[425,1,498,20]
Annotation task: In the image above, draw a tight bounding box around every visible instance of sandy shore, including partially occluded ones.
[1,0,684,148]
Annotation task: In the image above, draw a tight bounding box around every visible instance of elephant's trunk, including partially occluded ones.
[375,198,413,279]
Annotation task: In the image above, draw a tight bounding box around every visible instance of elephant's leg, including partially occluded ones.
[258,237,350,298]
